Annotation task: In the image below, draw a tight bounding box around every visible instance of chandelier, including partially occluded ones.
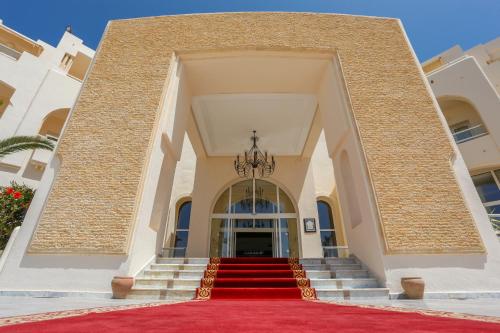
[234,130,275,178]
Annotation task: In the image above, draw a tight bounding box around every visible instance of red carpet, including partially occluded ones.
[2,300,499,332]
[195,257,316,300]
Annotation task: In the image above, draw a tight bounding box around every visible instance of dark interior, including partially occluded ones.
[235,232,273,257]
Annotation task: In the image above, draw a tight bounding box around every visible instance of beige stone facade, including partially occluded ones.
[28,12,483,255]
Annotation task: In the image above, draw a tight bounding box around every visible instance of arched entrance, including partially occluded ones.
[209,179,298,258]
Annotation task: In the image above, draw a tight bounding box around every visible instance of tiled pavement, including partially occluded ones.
[0,296,499,319]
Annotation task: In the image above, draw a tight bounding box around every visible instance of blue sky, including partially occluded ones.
[3,0,500,61]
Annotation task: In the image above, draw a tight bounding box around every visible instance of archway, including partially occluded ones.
[438,97,488,144]
[38,108,70,140]
[209,179,299,258]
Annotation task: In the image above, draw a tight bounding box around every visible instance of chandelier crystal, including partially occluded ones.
[234,130,275,178]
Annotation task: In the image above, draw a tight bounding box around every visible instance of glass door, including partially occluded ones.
[210,179,298,257]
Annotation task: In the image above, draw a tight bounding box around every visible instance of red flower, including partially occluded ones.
[5,187,14,195]
[13,191,22,199]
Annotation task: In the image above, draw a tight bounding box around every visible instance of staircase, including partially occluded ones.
[127,256,389,300]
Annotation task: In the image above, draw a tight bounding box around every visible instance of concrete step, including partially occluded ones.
[143,270,205,279]
[300,258,358,265]
[333,269,370,278]
[302,264,362,271]
[304,270,333,279]
[134,278,200,289]
[156,258,209,265]
[310,278,379,289]
[127,288,195,300]
[316,288,389,300]
[306,269,369,279]
[324,258,358,265]
[150,264,207,271]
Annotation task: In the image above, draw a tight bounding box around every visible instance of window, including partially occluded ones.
[317,200,337,256]
[471,169,500,214]
[173,201,191,257]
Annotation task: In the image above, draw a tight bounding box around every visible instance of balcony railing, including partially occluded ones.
[452,124,488,144]
[0,43,21,60]
[489,214,500,238]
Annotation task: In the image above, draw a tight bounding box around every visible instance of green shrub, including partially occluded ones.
[0,182,34,249]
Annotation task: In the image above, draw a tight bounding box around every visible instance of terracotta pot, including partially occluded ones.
[111,276,134,299]
[401,277,425,299]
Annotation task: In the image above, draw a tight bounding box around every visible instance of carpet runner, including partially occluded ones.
[195,257,316,300]
[2,300,500,332]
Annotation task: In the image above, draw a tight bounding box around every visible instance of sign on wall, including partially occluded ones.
[303,218,316,233]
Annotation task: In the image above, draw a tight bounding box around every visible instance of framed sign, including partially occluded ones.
[303,218,316,233]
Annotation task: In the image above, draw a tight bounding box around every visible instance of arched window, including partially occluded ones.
[173,200,191,257]
[317,200,337,256]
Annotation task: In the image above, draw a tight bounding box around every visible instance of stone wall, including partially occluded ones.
[28,12,484,254]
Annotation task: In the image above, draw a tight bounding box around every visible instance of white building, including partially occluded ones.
[0,14,498,300]
[423,37,500,231]
[0,20,94,188]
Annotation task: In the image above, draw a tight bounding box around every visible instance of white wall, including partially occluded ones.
[0,26,94,188]
[316,57,388,283]
[380,24,500,294]
[427,53,500,173]
[0,156,127,293]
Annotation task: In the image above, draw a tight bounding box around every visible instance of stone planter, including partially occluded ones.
[401,277,425,299]
[111,276,134,299]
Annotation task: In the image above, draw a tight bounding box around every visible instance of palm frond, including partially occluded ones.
[0,136,55,158]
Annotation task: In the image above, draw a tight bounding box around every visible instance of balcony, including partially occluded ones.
[452,124,488,144]
[30,147,53,166]
[0,43,21,60]
[489,214,500,238]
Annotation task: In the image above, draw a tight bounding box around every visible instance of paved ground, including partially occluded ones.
[0,297,174,318]
[0,296,498,319]
[348,298,500,318]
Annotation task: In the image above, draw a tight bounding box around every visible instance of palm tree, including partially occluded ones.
[0,136,55,158]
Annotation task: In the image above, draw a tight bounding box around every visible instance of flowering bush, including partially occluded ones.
[0,182,34,249]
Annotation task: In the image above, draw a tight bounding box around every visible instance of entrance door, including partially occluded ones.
[210,179,299,258]
[235,232,273,257]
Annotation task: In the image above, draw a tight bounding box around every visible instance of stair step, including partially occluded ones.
[300,258,358,265]
[306,270,370,279]
[324,258,358,265]
[143,270,204,279]
[150,264,207,271]
[128,257,388,300]
[156,258,209,265]
[127,288,196,300]
[134,278,200,289]
[316,288,389,300]
[311,278,379,289]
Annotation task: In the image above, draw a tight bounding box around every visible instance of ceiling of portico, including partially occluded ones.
[183,53,328,157]
[192,94,317,156]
